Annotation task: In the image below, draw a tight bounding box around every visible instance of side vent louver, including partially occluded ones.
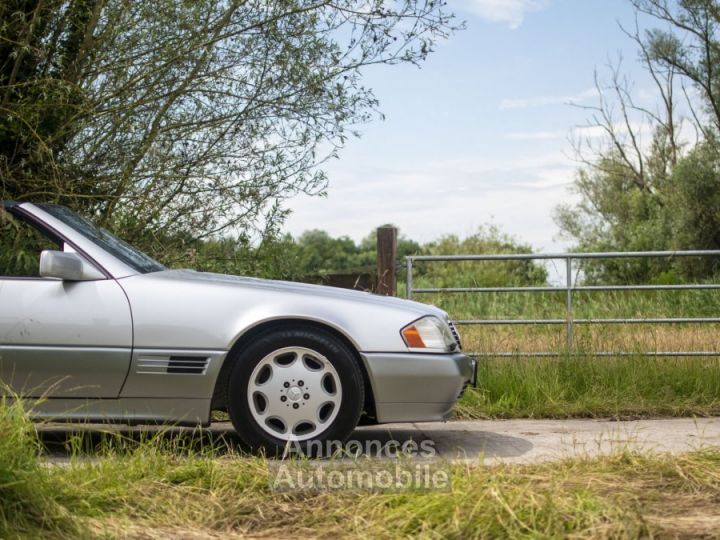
[136,356,210,375]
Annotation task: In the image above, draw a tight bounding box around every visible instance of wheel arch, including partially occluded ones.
[211,318,377,422]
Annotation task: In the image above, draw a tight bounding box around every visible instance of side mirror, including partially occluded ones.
[39,251,104,281]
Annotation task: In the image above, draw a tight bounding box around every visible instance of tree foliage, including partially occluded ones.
[415,226,548,288]
[0,0,455,256]
[176,224,548,287]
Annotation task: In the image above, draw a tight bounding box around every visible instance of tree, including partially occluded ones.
[555,149,674,284]
[632,0,720,136]
[294,229,361,275]
[556,0,720,283]
[416,226,548,288]
[0,0,456,257]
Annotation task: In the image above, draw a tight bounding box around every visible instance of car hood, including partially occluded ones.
[147,269,447,319]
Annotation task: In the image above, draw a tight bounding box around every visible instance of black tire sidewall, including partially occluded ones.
[227,327,365,455]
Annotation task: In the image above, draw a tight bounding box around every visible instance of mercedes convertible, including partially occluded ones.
[0,202,475,452]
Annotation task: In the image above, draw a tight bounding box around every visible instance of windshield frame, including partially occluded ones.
[36,204,166,275]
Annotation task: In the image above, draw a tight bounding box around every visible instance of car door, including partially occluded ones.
[0,207,132,398]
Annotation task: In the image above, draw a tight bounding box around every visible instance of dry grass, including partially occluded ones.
[2,397,719,538]
[461,323,720,355]
[55,448,720,539]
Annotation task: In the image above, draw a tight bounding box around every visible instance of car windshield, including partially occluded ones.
[38,204,166,274]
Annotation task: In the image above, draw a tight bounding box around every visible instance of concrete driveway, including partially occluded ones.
[355,417,720,463]
[37,417,720,464]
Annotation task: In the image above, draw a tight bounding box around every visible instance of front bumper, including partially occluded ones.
[360,351,476,424]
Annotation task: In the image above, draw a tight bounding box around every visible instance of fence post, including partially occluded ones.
[376,226,397,295]
[406,257,413,299]
[566,255,573,352]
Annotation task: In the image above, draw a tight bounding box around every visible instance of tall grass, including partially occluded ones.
[0,396,74,538]
[457,356,720,419]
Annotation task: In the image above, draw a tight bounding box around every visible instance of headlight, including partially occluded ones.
[401,316,457,352]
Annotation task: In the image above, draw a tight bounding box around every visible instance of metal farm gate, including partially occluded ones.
[405,250,720,358]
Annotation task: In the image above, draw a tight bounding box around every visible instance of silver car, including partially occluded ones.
[0,202,475,451]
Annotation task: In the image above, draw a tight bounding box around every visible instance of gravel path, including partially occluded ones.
[37,417,720,464]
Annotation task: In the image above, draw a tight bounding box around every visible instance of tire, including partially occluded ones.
[227,327,365,455]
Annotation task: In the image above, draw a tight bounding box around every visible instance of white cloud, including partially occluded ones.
[284,152,577,252]
[504,130,565,140]
[500,87,598,110]
[460,0,549,29]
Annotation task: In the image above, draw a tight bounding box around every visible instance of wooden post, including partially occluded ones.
[376,226,397,295]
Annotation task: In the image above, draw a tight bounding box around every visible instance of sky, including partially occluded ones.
[283,0,659,252]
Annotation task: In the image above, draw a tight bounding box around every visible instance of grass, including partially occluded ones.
[0,397,75,538]
[2,403,719,538]
[457,356,720,419]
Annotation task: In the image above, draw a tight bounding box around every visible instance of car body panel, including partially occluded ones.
[119,348,226,399]
[28,397,211,426]
[116,269,445,353]
[361,352,473,422]
[0,277,132,398]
